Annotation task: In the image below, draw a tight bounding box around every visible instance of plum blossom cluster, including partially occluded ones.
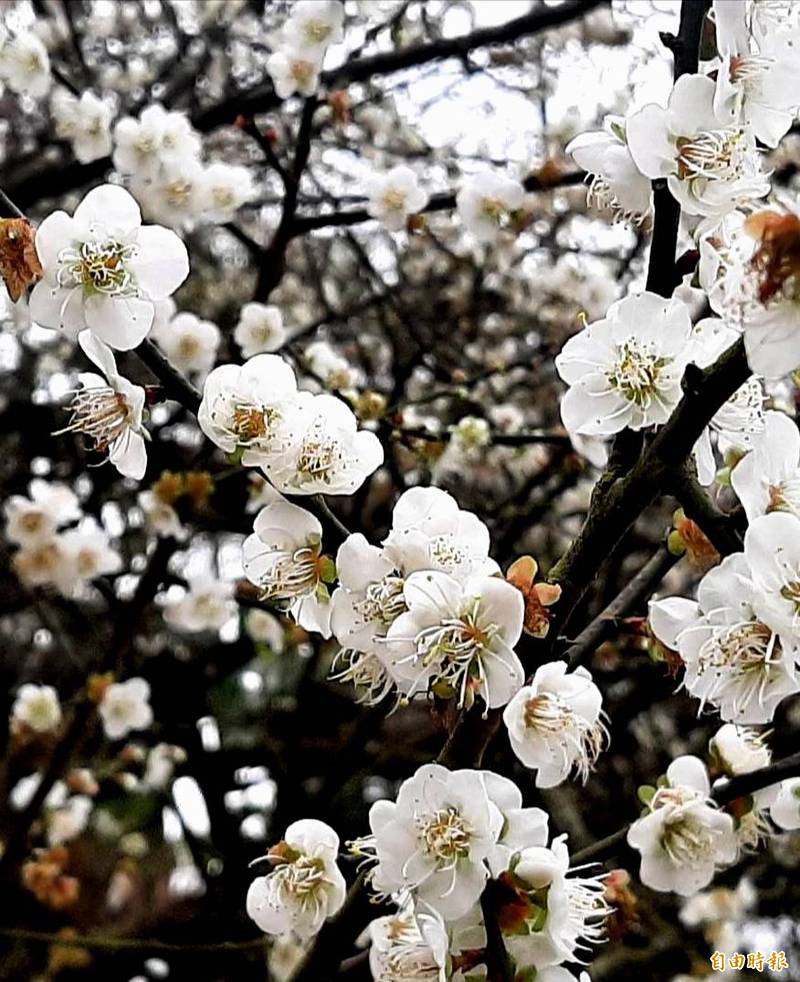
[649,496,800,725]
[113,104,256,228]
[566,0,800,384]
[246,765,609,982]
[198,354,383,495]
[355,764,610,979]
[325,486,523,711]
[555,293,765,483]
[266,1,343,99]
[629,725,800,896]
[4,478,122,596]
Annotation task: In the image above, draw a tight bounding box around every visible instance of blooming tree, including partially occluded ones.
[2,1,800,981]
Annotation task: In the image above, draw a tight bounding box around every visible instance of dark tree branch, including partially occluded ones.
[290,171,586,237]
[563,546,678,669]
[572,750,800,866]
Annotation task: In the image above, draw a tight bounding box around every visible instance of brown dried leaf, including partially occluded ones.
[0,217,42,302]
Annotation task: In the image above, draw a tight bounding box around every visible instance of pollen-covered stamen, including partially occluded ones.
[675,128,747,183]
[522,693,608,782]
[57,240,139,298]
[354,575,407,627]
[303,19,333,44]
[295,426,343,481]
[381,188,408,213]
[330,649,394,705]
[256,545,324,601]
[55,386,134,453]
[290,58,317,86]
[659,811,719,865]
[479,196,507,225]
[230,403,279,444]
[428,536,468,574]
[729,54,775,84]
[415,807,472,868]
[411,599,498,703]
[606,339,671,408]
[768,478,800,516]
[585,174,647,226]
[699,620,781,678]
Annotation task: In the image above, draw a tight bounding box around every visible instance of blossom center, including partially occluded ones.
[57,387,134,454]
[382,188,407,212]
[57,240,138,298]
[258,545,323,601]
[675,129,745,183]
[273,854,327,898]
[231,404,278,443]
[304,20,333,44]
[607,339,670,406]
[415,807,471,866]
[660,812,718,865]
[355,575,407,627]
[291,59,316,85]
[20,512,45,533]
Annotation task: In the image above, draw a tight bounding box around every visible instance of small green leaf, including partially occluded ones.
[319,555,337,584]
[637,784,656,805]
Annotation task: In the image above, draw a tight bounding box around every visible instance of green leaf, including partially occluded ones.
[319,555,337,584]
[637,784,656,805]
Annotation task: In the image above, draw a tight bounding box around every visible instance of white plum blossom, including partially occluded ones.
[502,661,607,788]
[99,677,154,740]
[384,487,499,579]
[113,104,201,179]
[450,416,490,456]
[649,551,800,724]
[712,0,800,148]
[770,778,800,830]
[384,570,524,709]
[246,819,346,940]
[53,90,113,164]
[744,511,800,637]
[151,310,221,377]
[29,184,189,350]
[244,608,285,651]
[305,340,356,389]
[199,162,257,223]
[58,517,123,588]
[234,303,287,357]
[282,1,344,55]
[366,764,504,921]
[163,576,237,634]
[626,73,769,217]
[198,355,314,466]
[555,292,694,438]
[133,157,206,229]
[0,32,51,97]
[57,331,149,479]
[366,166,429,231]
[330,534,405,705]
[566,115,652,224]
[456,171,526,243]
[267,49,322,100]
[709,724,776,846]
[4,479,81,547]
[243,501,333,637]
[710,723,771,778]
[11,684,62,734]
[264,394,384,496]
[11,537,70,591]
[367,903,449,982]
[627,756,738,896]
[731,411,800,520]
[505,834,611,970]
